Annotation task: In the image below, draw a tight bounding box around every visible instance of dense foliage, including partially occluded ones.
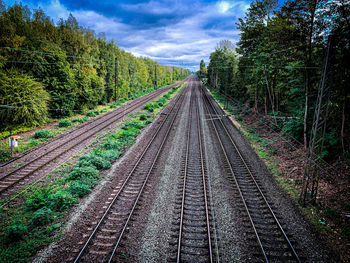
[205,0,349,160]
[0,2,190,132]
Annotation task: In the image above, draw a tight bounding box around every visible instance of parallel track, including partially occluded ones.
[0,81,185,199]
[72,83,188,263]
[169,81,214,262]
[199,79,301,263]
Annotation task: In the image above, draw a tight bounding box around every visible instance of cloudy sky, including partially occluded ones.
[4,0,255,70]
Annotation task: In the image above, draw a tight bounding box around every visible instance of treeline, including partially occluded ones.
[0,2,190,131]
[205,0,349,160]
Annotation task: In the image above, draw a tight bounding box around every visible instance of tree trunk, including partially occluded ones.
[264,91,268,115]
[304,0,317,149]
[304,84,309,150]
[341,99,346,153]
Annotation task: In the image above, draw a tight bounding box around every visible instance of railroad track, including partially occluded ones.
[199,79,301,263]
[168,81,214,262]
[71,83,189,263]
[0,80,185,199]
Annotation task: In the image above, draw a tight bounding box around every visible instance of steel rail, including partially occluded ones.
[0,84,179,196]
[73,83,188,263]
[107,83,188,263]
[177,81,213,262]
[200,82,301,263]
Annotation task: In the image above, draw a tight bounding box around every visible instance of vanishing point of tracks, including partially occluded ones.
[71,83,188,262]
[0,81,184,199]
[199,79,301,262]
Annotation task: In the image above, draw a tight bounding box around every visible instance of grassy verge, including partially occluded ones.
[0,83,179,163]
[0,84,183,263]
[207,86,350,257]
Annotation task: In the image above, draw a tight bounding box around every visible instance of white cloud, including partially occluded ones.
[30,0,250,70]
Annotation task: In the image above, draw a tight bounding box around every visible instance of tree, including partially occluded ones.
[0,70,49,131]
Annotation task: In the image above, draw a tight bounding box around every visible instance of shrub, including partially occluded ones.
[144,103,159,112]
[48,190,78,211]
[31,207,53,226]
[33,130,54,139]
[121,121,145,130]
[66,166,100,181]
[86,110,100,117]
[282,118,304,141]
[97,150,121,161]
[139,114,147,121]
[72,116,88,123]
[58,119,71,128]
[157,97,166,106]
[25,188,52,211]
[77,154,111,170]
[0,149,11,162]
[100,108,108,113]
[69,182,92,197]
[116,127,139,139]
[163,93,170,99]
[102,139,122,151]
[6,224,27,242]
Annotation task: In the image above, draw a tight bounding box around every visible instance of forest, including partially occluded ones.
[204,0,349,162]
[0,1,190,133]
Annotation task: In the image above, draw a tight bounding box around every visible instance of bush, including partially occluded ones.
[69,182,92,197]
[31,207,53,226]
[58,119,71,128]
[282,118,304,141]
[144,103,159,112]
[6,224,27,242]
[86,110,100,117]
[157,97,166,106]
[97,149,121,161]
[121,121,144,130]
[102,139,122,151]
[139,114,147,121]
[33,130,54,139]
[66,166,100,181]
[77,154,111,170]
[25,188,52,211]
[72,117,88,123]
[48,190,78,211]
[163,93,170,99]
[100,108,108,113]
[0,149,11,162]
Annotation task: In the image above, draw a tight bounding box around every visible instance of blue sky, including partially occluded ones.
[4,0,255,70]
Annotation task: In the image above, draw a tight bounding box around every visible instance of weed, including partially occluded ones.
[0,149,11,162]
[121,120,145,130]
[6,224,27,242]
[58,119,71,128]
[66,166,100,181]
[139,114,147,121]
[77,154,111,170]
[72,117,88,123]
[48,190,78,212]
[69,182,92,197]
[33,130,54,139]
[31,207,53,226]
[86,110,100,117]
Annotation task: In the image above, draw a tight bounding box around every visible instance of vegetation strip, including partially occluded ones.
[0,84,184,263]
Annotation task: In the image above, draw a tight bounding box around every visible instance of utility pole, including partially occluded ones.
[300,35,334,206]
[128,63,131,98]
[115,57,119,102]
[154,64,157,89]
[172,67,175,82]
